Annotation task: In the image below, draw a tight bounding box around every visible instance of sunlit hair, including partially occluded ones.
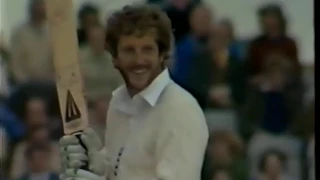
[105,4,173,61]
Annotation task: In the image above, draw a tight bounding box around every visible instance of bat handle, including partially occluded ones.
[74,132,89,170]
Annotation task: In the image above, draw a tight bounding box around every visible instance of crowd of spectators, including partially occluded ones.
[0,0,314,180]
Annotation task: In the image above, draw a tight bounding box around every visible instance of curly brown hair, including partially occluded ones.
[105,4,173,60]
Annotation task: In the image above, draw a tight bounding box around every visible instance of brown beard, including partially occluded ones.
[117,66,163,97]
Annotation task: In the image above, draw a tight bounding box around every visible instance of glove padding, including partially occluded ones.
[60,169,103,180]
[59,128,107,176]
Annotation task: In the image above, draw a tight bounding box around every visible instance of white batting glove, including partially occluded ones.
[59,128,108,176]
[60,169,103,180]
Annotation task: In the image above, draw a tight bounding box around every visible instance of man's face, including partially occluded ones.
[261,14,280,34]
[190,7,212,38]
[114,33,164,93]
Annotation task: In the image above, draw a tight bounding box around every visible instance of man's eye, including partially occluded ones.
[142,46,155,53]
[122,47,135,53]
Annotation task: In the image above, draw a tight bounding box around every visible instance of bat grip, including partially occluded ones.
[75,132,89,170]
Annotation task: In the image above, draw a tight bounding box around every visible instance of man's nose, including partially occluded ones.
[133,51,148,65]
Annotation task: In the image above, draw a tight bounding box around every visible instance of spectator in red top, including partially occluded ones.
[247,4,301,76]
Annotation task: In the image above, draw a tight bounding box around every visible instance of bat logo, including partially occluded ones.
[65,90,81,122]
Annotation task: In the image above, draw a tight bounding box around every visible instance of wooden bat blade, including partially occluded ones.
[46,0,88,135]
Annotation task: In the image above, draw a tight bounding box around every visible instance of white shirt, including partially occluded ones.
[111,68,171,115]
[104,69,208,180]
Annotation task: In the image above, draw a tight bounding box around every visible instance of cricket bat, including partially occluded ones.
[45,0,89,169]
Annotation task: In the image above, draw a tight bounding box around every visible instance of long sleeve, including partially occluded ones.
[154,102,209,180]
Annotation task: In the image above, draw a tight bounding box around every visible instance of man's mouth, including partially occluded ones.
[132,68,148,74]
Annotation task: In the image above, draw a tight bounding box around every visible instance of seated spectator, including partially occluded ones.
[202,130,248,180]
[77,3,100,46]
[242,53,302,137]
[189,23,247,110]
[187,24,247,129]
[171,3,214,87]
[251,149,295,180]
[247,4,301,76]
[10,0,53,84]
[247,133,302,179]
[10,125,60,179]
[17,143,59,180]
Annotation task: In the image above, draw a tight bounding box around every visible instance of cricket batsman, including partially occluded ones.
[59,4,209,180]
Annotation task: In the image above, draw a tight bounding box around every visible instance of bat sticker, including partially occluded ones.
[65,90,81,122]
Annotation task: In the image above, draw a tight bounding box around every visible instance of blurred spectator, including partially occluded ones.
[218,19,249,62]
[171,3,213,88]
[10,0,53,84]
[202,130,248,180]
[251,149,295,180]
[80,25,122,101]
[17,144,59,180]
[10,125,60,179]
[24,98,49,128]
[77,3,100,46]
[242,53,302,136]
[247,133,302,178]
[79,25,123,141]
[0,126,8,163]
[247,4,301,76]
[307,135,314,180]
[164,0,197,43]
[23,97,62,140]
[188,23,247,110]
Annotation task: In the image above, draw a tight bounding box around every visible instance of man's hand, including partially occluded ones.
[59,128,107,178]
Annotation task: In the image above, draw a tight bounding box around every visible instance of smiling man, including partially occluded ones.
[59,4,208,180]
